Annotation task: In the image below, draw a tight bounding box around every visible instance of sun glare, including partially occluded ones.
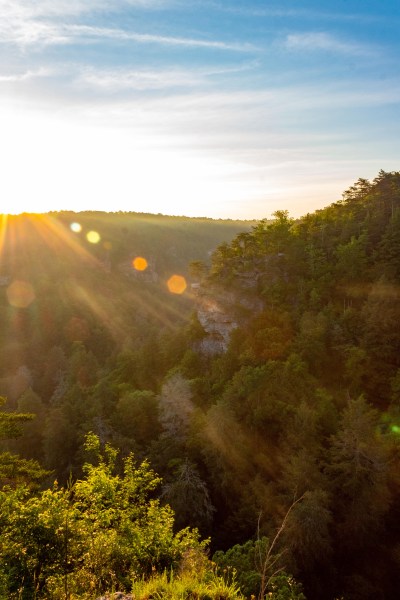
[133,257,148,271]
[167,274,187,295]
[86,231,101,244]
[6,280,36,308]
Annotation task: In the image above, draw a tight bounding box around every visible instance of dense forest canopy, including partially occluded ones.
[1,170,400,599]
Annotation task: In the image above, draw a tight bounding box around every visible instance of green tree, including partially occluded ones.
[328,396,391,550]
[335,234,368,282]
[189,260,208,281]
[161,458,215,531]
[13,388,46,462]
[268,573,306,599]
[213,538,267,597]
[0,397,48,488]
[0,433,205,598]
[113,389,160,447]
[0,396,33,440]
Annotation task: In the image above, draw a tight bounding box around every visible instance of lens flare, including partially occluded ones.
[167,274,187,295]
[7,280,35,308]
[133,257,148,271]
[70,222,82,233]
[86,230,101,244]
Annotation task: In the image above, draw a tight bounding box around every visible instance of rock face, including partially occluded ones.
[196,296,237,355]
[194,280,264,355]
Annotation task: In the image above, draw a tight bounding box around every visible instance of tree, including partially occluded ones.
[113,389,160,447]
[280,490,332,576]
[0,396,48,488]
[161,458,215,531]
[361,278,400,402]
[159,374,194,440]
[12,388,46,462]
[0,396,33,440]
[0,433,206,598]
[375,207,400,280]
[213,496,308,600]
[335,234,368,282]
[189,260,208,282]
[328,396,391,551]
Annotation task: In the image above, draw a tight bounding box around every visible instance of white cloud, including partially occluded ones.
[204,2,385,24]
[0,18,69,46]
[0,0,253,51]
[63,25,256,51]
[78,67,207,91]
[0,67,52,82]
[99,82,400,132]
[76,61,258,92]
[0,19,255,52]
[0,0,175,47]
[284,32,375,57]
[0,0,168,20]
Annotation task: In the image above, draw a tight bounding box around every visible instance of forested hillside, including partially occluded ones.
[1,171,400,599]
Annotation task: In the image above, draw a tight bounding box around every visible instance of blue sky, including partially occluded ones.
[0,0,399,218]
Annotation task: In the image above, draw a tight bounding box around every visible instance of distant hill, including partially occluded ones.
[53,210,257,276]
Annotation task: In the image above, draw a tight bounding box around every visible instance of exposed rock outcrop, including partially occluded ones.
[193,279,264,354]
[197,297,237,354]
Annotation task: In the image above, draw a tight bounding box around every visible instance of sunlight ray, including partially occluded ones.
[26,214,101,268]
[67,281,129,344]
[0,214,8,262]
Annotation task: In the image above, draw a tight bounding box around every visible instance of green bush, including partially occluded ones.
[0,434,205,598]
[213,539,306,600]
[213,539,265,597]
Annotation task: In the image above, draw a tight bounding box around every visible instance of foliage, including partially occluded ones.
[0,396,34,440]
[0,396,49,488]
[267,573,306,599]
[161,458,215,531]
[213,538,266,597]
[213,533,306,600]
[0,434,205,598]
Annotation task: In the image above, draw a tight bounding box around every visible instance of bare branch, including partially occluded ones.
[258,493,306,600]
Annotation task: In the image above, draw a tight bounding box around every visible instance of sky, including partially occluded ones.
[0,0,399,219]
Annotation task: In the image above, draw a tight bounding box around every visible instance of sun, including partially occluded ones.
[0,100,269,219]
